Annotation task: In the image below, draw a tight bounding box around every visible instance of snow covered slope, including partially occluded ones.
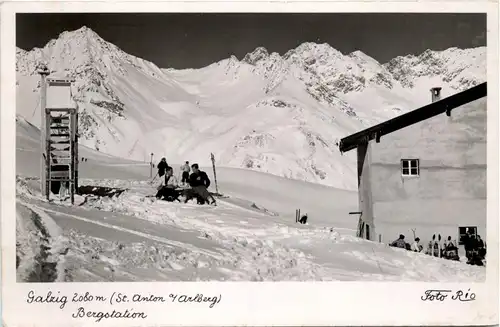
[16,114,149,181]
[15,137,485,282]
[14,80,486,282]
[16,115,358,227]
[16,26,486,190]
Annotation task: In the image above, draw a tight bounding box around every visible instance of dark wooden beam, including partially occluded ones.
[45,108,77,113]
[339,82,487,153]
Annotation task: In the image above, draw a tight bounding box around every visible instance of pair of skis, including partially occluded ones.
[295,209,301,223]
[428,234,443,258]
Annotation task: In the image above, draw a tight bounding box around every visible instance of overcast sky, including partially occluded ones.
[16,13,486,69]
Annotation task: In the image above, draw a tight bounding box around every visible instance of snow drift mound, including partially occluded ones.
[16,199,69,282]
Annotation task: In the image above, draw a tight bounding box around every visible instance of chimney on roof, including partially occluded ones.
[430,87,442,103]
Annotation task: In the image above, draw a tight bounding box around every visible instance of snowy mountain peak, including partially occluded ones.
[57,25,101,42]
[384,46,486,90]
[348,50,382,66]
[17,25,163,83]
[242,47,270,65]
[41,25,118,63]
[284,42,343,63]
[16,27,486,190]
[292,42,339,55]
[242,42,345,68]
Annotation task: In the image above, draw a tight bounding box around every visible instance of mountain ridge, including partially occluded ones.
[16,26,486,190]
[17,26,485,84]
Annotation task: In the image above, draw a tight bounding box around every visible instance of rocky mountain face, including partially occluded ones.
[384,47,485,91]
[240,42,485,123]
[15,26,486,190]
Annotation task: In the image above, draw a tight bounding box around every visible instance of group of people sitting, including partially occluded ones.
[390,230,486,266]
[390,234,457,259]
[423,235,461,261]
[390,234,417,251]
[154,158,217,206]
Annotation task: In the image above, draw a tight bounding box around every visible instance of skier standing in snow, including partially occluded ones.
[157,157,168,177]
[463,229,476,261]
[187,163,216,206]
[180,161,191,185]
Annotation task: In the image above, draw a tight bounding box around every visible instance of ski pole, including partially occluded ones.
[211,153,219,195]
[150,172,158,184]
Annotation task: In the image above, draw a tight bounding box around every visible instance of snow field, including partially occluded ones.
[16,173,485,281]
[14,126,486,282]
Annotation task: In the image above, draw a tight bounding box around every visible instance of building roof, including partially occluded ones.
[338,82,487,153]
[47,77,76,84]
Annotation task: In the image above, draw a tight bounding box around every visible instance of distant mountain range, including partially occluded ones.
[16,26,486,190]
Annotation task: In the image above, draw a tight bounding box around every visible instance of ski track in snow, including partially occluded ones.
[16,180,328,281]
[80,182,332,281]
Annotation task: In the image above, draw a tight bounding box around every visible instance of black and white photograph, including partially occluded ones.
[3,1,499,325]
[12,11,490,283]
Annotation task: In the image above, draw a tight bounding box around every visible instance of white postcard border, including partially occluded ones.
[1,1,498,326]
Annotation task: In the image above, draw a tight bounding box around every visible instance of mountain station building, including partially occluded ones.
[339,83,487,252]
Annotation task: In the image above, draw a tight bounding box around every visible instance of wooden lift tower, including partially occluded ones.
[38,65,79,204]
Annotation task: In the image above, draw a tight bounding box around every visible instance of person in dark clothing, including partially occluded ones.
[476,235,486,260]
[463,229,476,261]
[464,230,484,266]
[477,235,484,248]
[187,163,216,205]
[157,157,168,177]
[468,254,484,266]
[390,234,406,249]
[181,188,206,205]
[188,164,210,188]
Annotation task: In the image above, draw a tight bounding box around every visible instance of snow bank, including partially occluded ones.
[15,169,486,282]
[71,178,484,282]
[15,201,69,282]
